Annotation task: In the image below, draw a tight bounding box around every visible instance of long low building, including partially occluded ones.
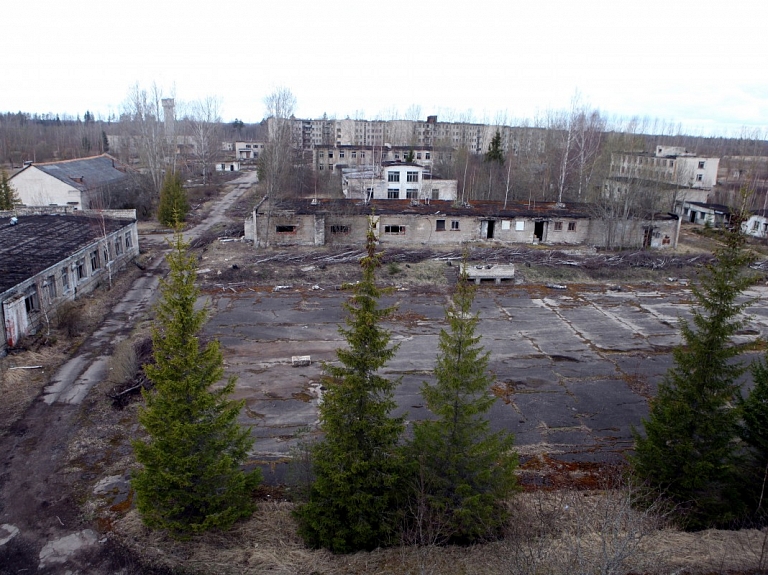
[245,199,680,250]
[0,211,139,352]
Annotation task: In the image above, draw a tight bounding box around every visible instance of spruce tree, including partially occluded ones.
[631,212,757,529]
[0,169,19,210]
[407,264,517,544]
[132,233,260,537]
[294,219,405,553]
[485,130,504,164]
[738,357,768,518]
[157,170,189,227]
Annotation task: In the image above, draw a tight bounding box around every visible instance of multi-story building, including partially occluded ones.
[610,146,719,190]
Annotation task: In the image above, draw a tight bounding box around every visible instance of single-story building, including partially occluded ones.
[745,209,768,238]
[9,154,133,210]
[245,199,680,250]
[215,161,241,172]
[674,200,731,227]
[0,210,139,353]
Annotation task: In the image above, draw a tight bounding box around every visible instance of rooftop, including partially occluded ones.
[0,214,131,294]
[14,154,131,192]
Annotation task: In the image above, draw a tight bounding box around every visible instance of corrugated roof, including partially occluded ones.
[30,154,130,192]
[0,214,131,294]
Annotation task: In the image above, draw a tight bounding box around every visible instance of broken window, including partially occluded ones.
[276,225,297,233]
[698,161,705,169]
[568,222,576,231]
[554,221,563,231]
[61,267,70,292]
[384,225,406,235]
[76,258,87,280]
[90,250,100,271]
[24,285,39,314]
[330,225,350,234]
[451,220,460,231]
[436,219,446,231]
[46,275,56,299]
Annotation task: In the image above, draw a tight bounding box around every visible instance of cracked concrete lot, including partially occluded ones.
[203,283,768,479]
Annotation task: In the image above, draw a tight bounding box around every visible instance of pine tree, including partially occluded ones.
[294,218,405,553]
[132,233,260,537]
[485,130,504,164]
[407,263,517,544]
[631,211,757,529]
[157,170,189,227]
[0,169,20,210]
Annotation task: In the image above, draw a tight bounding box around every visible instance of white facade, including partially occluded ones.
[10,166,82,207]
[234,141,266,160]
[744,210,768,238]
[342,163,457,202]
[611,147,719,189]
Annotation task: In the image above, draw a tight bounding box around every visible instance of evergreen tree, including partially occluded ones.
[0,169,20,210]
[485,130,504,164]
[101,130,110,153]
[407,264,517,544]
[132,233,260,537]
[631,212,757,529]
[738,356,768,518]
[294,219,405,553]
[157,169,189,227]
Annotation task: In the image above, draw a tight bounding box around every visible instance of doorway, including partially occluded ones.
[534,221,544,242]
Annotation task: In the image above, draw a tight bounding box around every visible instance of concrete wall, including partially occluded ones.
[1,220,139,352]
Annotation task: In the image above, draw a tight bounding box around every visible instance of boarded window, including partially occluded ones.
[515,221,525,231]
[276,225,297,233]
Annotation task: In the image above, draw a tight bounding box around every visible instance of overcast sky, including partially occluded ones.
[4,0,767,136]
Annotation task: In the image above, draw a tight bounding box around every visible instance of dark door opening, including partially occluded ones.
[534,221,544,241]
[486,220,495,239]
[689,210,696,223]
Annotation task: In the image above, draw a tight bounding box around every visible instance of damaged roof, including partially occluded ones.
[0,214,131,294]
[13,154,131,192]
[266,198,678,221]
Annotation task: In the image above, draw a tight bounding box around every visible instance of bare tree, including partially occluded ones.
[185,96,222,185]
[121,83,175,198]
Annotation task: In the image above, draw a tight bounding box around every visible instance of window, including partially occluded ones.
[431,189,439,200]
[554,221,563,231]
[24,285,39,314]
[328,164,333,170]
[436,219,446,231]
[384,225,406,234]
[125,232,132,249]
[425,152,431,160]
[339,150,345,158]
[752,221,759,231]
[698,161,705,169]
[319,164,324,170]
[360,152,365,158]
[76,258,87,280]
[406,171,419,182]
[61,267,70,291]
[245,144,251,149]
[451,220,460,231]
[387,189,400,199]
[276,225,297,233]
[46,275,56,299]
[114,237,122,256]
[394,154,400,159]
[90,249,100,271]
[351,151,356,158]
[319,151,324,158]
[388,171,400,182]
[696,174,703,181]
[406,189,418,199]
[416,152,422,159]
[568,222,576,231]
[328,152,333,158]
[515,221,525,231]
[103,246,110,263]
[331,225,350,234]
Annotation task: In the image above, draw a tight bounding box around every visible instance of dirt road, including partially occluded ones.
[0,171,256,573]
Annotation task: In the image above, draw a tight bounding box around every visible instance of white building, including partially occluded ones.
[234,141,266,160]
[10,154,132,210]
[610,146,719,190]
[342,161,457,202]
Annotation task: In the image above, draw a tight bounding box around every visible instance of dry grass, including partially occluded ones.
[107,490,768,575]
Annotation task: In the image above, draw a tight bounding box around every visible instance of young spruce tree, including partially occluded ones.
[132,233,260,537]
[631,210,756,529]
[0,169,20,210]
[157,170,189,227]
[738,356,768,519]
[407,262,517,544]
[294,218,405,553]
